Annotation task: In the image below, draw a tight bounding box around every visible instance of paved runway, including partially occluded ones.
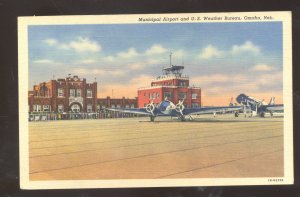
[29,115,283,180]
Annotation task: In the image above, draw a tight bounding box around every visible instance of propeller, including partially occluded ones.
[241,99,251,114]
[175,98,185,116]
[145,100,155,116]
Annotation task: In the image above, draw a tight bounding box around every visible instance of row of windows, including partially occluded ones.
[109,104,135,108]
[145,92,160,99]
[57,88,93,97]
[152,81,188,87]
[179,81,187,87]
[153,81,174,86]
[69,89,81,97]
[144,92,198,100]
[32,105,51,112]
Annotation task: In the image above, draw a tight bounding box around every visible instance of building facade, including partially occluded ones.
[28,75,137,113]
[137,65,201,108]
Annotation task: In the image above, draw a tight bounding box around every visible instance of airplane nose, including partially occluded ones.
[236,94,243,103]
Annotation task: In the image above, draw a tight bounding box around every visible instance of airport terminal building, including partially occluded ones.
[138,65,202,108]
[28,65,201,114]
[28,75,137,113]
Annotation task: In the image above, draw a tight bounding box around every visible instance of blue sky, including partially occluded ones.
[28,22,283,105]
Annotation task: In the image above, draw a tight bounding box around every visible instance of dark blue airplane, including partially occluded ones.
[106,98,242,122]
[236,93,284,117]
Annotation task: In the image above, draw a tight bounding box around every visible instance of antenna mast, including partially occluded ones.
[169,52,172,66]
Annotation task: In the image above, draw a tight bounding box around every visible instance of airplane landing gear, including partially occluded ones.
[179,115,186,122]
[150,116,155,122]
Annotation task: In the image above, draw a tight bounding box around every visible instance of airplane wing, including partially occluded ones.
[105,108,152,115]
[183,106,242,115]
[265,104,284,112]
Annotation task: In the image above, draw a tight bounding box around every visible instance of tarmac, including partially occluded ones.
[28,114,283,180]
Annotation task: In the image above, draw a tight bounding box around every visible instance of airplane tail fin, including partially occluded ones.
[229,97,234,106]
[269,97,275,105]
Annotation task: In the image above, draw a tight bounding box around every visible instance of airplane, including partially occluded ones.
[106,98,242,122]
[235,93,284,117]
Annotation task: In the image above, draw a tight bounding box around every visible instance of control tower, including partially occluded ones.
[162,65,184,76]
[137,56,201,108]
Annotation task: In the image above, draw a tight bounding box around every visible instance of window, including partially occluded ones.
[192,93,198,99]
[87,89,92,97]
[58,104,64,113]
[179,81,186,87]
[70,89,75,97]
[131,104,135,108]
[116,104,121,108]
[178,92,187,100]
[97,105,100,112]
[43,105,50,112]
[87,105,92,112]
[192,103,199,108]
[125,105,129,108]
[156,93,159,98]
[164,92,172,99]
[76,89,81,97]
[58,88,64,97]
[111,104,115,108]
[152,93,156,99]
[33,105,41,112]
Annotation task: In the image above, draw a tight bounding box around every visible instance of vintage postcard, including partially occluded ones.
[18,12,293,189]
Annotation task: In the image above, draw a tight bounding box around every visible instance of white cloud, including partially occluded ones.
[190,70,282,99]
[173,49,185,58]
[117,48,139,58]
[197,41,260,60]
[231,41,260,54]
[129,63,144,70]
[44,39,57,46]
[145,44,167,56]
[254,72,282,86]
[69,37,101,52]
[251,64,275,71]
[129,74,154,86]
[33,59,54,64]
[199,45,223,59]
[103,56,115,62]
[43,37,101,53]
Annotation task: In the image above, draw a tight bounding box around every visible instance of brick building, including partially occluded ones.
[28,75,137,113]
[137,65,201,108]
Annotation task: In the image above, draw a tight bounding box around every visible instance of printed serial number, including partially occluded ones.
[268,178,284,182]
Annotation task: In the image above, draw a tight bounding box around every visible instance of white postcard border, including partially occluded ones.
[18,11,293,189]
